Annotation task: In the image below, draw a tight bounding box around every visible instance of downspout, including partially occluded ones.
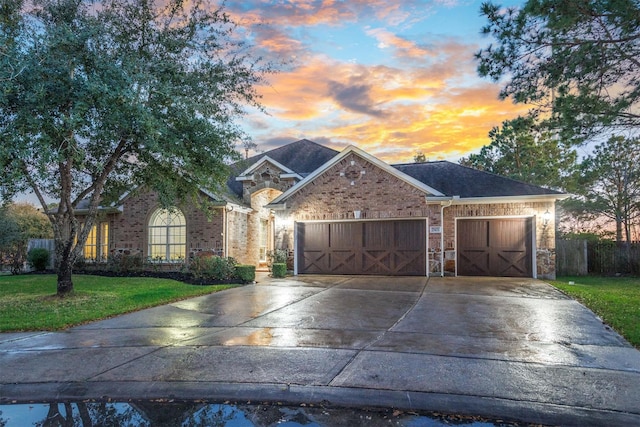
[222,206,227,257]
[440,199,453,277]
[224,205,233,258]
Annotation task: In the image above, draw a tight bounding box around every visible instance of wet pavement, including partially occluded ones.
[1,275,640,426]
[0,400,525,426]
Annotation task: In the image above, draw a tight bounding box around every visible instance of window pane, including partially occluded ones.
[148,208,186,262]
[101,222,109,260]
[83,225,97,260]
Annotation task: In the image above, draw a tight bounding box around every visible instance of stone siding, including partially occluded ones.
[242,161,297,204]
[245,188,281,266]
[226,209,250,264]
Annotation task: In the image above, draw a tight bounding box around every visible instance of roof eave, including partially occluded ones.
[442,193,569,205]
[270,145,445,205]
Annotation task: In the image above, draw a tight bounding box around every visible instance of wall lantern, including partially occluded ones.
[542,209,552,226]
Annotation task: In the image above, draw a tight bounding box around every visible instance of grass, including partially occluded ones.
[0,274,235,332]
[551,276,640,348]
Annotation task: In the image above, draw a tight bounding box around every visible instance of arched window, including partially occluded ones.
[148,208,186,262]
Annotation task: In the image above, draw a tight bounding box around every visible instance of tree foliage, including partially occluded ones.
[476,0,640,142]
[459,115,577,190]
[565,136,640,243]
[0,203,52,273]
[0,0,270,295]
[413,151,427,163]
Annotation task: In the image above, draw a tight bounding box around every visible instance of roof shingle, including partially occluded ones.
[392,161,562,198]
[227,139,339,197]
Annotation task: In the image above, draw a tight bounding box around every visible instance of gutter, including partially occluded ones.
[433,194,569,204]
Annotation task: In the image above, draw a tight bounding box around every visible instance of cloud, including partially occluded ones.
[227,0,529,164]
[326,80,384,117]
[225,0,448,29]
[248,47,528,164]
[365,28,431,58]
[249,24,306,58]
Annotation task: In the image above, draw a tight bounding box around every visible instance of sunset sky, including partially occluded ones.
[225,0,529,164]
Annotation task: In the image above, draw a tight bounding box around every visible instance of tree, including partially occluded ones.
[459,115,577,190]
[413,151,427,163]
[0,207,22,274]
[476,0,640,142]
[0,203,52,273]
[568,136,640,244]
[0,0,269,295]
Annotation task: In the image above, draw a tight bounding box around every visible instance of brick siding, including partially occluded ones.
[109,190,224,259]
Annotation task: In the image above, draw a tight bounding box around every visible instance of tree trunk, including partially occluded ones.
[53,215,78,297]
[57,255,74,296]
[615,216,623,244]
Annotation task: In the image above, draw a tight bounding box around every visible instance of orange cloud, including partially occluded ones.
[249,43,529,164]
[227,1,528,164]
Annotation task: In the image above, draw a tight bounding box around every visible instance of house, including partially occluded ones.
[78,139,566,279]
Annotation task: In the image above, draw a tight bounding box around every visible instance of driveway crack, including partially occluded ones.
[327,277,430,385]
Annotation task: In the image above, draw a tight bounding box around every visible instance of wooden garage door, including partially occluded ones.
[297,220,426,276]
[457,218,533,277]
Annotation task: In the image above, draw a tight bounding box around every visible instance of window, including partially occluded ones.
[148,208,186,262]
[83,225,97,261]
[259,219,269,262]
[82,222,109,262]
[100,222,109,261]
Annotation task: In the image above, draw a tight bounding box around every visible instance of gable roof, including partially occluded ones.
[392,161,563,198]
[227,139,339,197]
[268,145,446,206]
[235,155,302,182]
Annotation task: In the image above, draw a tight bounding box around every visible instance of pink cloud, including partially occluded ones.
[365,28,431,58]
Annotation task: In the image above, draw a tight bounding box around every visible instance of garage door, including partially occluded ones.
[457,218,533,277]
[296,220,426,276]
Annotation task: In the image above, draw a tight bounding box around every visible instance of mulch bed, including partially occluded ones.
[29,269,243,286]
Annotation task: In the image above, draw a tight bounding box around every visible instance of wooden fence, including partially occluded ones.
[556,239,640,276]
[556,239,588,276]
[27,239,56,270]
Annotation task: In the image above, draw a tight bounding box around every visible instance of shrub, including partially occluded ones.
[272,263,286,278]
[267,249,289,272]
[190,256,237,281]
[235,264,256,283]
[27,248,50,271]
[74,256,87,270]
[106,252,144,272]
[268,249,288,264]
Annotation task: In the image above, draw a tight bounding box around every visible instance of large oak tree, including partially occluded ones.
[0,0,270,295]
[476,0,640,142]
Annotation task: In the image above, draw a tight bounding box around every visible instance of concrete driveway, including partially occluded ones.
[1,275,639,425]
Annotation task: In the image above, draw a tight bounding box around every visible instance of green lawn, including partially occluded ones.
[552,276,640,348]
[0,274,235,332]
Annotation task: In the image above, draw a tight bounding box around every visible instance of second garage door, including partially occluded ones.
[296,220,426,276]
[457,218,533,277]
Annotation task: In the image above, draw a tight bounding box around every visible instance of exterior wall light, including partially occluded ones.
[542,209,552,226]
